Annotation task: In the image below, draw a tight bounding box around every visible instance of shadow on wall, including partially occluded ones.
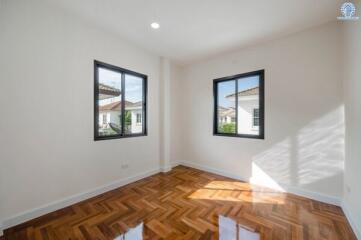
[251,106,344,195]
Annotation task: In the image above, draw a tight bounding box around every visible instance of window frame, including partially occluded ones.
[94,60,147,141]
[213,69,265,139]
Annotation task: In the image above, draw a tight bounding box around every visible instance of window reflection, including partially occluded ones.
[219,215,260,240]
[113,216,260,240]
[114,222,143,240]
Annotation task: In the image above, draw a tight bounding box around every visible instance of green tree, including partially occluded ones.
[219,123,236,133]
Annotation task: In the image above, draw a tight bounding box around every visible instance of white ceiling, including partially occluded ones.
[45,0,342,65]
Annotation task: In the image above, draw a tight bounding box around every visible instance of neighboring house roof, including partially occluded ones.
[226,86,259,98]
[219,107,235,118]
[131,101,142,108]
[218,106,228,111]
[99,101,142,111]
[99,83,121,100]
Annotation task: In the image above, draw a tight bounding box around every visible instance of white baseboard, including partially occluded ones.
[160,165,172,172]
[171,161,180,168]
[180,161,249,182]
[179,161,341,206]
[0,167,162,233]
[342,201,361,239]
[278,183,341,206]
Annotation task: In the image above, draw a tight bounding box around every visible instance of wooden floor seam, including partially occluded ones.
[3,165,356,240]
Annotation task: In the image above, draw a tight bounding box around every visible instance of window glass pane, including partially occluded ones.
[217,80,236,134]
[237,76,260,135]
[97,67,122,136]
[124,74,143,134]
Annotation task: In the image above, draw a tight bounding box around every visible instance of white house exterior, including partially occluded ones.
[99,101,143,134]
[125,102,143,134]
[98,83,143,135]
[226,87,259,135]
[218,106,235,124]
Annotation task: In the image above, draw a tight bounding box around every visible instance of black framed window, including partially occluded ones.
[94,60,147,140]
[213,70,264,139]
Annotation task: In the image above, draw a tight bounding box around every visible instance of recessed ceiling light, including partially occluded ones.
[151,22,160,29]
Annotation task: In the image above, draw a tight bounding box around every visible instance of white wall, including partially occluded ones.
[159,58,171,171]
[175,22,345,202]
[169,63,183,167]
[161,59,182,170]
[342,3,361,237]
[0,0,162,230]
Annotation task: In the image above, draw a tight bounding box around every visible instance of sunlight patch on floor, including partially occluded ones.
[188,180,285,204]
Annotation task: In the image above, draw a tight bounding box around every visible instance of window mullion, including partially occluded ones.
[142,78,146,134]
[235,79,238,135]
[121,72,125,136]
[214,82,218,134]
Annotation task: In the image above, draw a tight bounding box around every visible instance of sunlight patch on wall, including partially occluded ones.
[251,137,292,187]
[251,107,344,191]
[296,107,344,186]
[250,163,285,191]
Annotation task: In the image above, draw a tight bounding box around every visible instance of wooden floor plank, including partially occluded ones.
[3,165,357,239]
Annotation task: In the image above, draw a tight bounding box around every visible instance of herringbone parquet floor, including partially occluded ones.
[3,166,356,240]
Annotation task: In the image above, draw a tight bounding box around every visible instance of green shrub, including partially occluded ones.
[219,123,236,133]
